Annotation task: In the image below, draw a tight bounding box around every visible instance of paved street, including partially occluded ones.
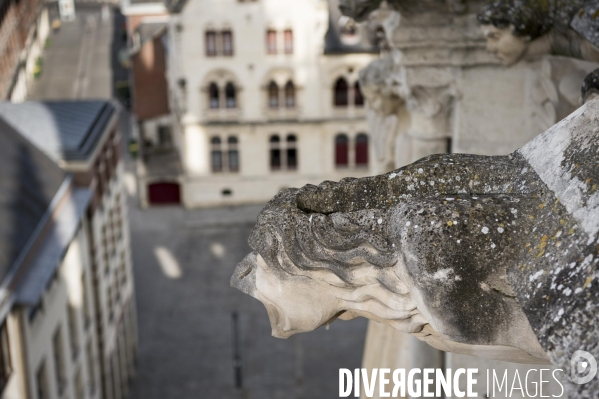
[126,200,367,399]
[28,4,368,398]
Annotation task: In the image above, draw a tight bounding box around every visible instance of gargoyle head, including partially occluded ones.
[230,187,425,338]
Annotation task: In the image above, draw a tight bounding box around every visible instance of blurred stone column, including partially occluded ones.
[357,2,494,398]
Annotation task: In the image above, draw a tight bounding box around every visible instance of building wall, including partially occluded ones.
[84,132,137,399]
[131,35,170,121]
[18,223,101,399]
[161,0,377,207]
[0,0,49,101]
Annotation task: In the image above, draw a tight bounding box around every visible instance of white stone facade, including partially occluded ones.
[164,0,378,207]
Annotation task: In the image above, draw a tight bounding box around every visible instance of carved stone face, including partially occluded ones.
[232,252,342,338]
[481,24,528,66]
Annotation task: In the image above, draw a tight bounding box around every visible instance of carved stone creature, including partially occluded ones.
[232,99,599,397]
[339,0,468,21]
[478,0,599,99]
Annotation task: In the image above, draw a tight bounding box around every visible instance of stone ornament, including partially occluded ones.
[478,0,599,103]
[232,99,599,396]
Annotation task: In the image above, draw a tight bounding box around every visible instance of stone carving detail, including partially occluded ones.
[478,0,599,103]
[233,99,599,397]
[359,57,404,173]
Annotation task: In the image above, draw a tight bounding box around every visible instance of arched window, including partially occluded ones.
[354,81,364,107]
[225,82,236,108]
[268,81,279,108]
[209,82,219,109]
[335,134,349,167]
[210,136,223,172]
[285,81,295,108]
[334,77,348,107]
[286,134,297,169]
[355,133,369,166]
[270,135,281,170]
[227,136,239,172]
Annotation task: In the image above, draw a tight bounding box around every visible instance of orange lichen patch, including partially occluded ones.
[537,235,548,258]
[539,203,546,209]
[529,215,535,220]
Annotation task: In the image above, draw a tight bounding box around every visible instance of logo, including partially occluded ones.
[570,350,597,385]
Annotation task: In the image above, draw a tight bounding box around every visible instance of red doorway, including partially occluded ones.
[148,182,181,205]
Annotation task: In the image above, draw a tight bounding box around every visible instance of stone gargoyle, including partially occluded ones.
[231,99,599,393]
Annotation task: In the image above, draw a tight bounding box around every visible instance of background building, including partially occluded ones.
[0,0,51,102]
[127,0,379,207]
[0,100,137,399]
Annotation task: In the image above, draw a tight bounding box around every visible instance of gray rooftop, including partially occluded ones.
[15,187,92,306]
[0,118,67,282]
[0,100,117,163]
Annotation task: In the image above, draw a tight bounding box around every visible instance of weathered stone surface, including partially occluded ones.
[478,0,599,66]
[232,99,599,397]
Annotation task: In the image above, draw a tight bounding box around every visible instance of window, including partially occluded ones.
[334,77,348,107]
[209,83,219,109]
[225,82,236,108]
[266,30,277,54]
[81,273,91,329]
[284,29,293,54]
[356,133,369,166]
[205,31,217,56]
[107,285,114,322]
[286,134,297,169]
[268,81,279,108]
[335,134,349,167]
[222,30,234,56]
[211,137,223,172]
[52,327,66,395]
[211,136,239,173]
[269,135,281,170]
[285,81,295,108]
[75,369,84,399]
[228,136,239,172]
[36,361,48,399]
[0,322,11,392]
[269,134,298,171]
[67,305,79,359]
[354,81,364,107]
[86,340,96,395]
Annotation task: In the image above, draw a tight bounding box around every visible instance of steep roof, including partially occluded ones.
[0,100,118,163]
[0,118,67,282]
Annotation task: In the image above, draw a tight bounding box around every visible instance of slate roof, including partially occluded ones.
[0,118,67,282]
[0,100,118,163]
[15,187,92,306]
